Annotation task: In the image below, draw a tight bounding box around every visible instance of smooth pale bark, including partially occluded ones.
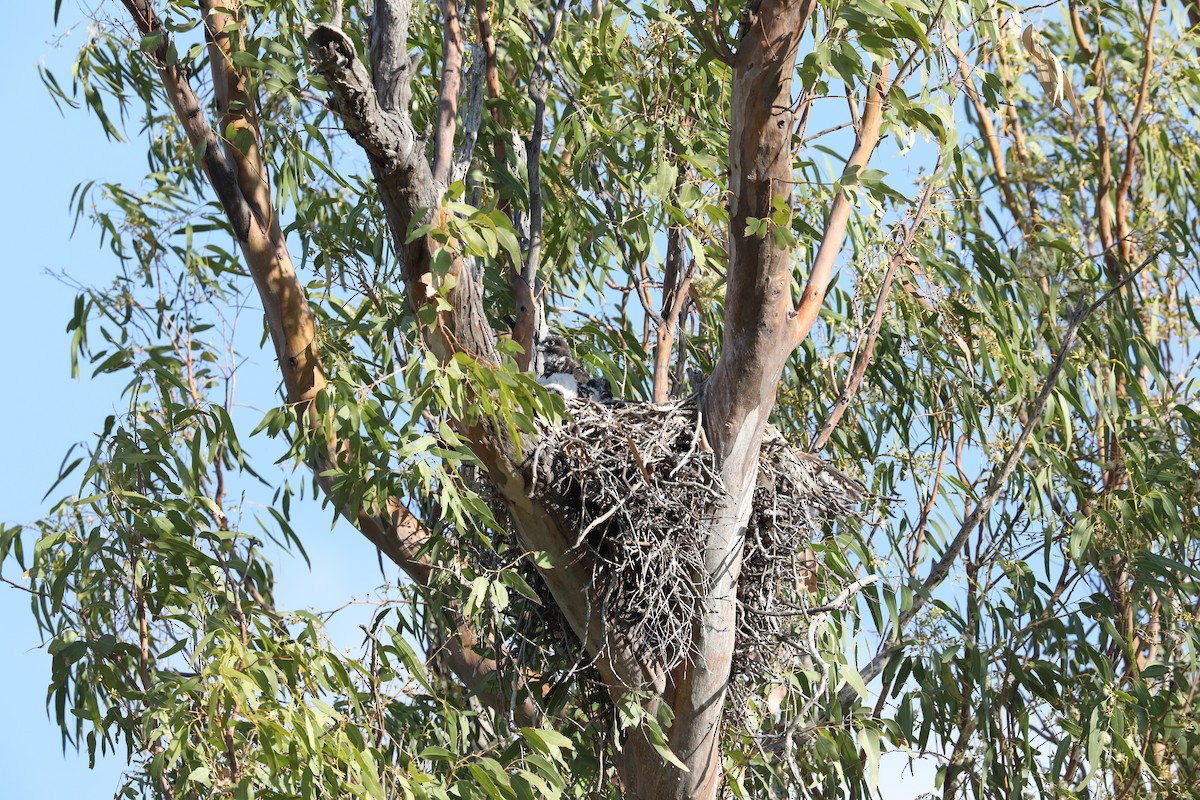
[617,1,817,796]
[618,3,894,795]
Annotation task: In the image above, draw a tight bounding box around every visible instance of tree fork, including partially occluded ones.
[118,0,534,724]
[308,7,653,697]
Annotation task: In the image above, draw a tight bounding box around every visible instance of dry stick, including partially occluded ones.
[849,247,1165,698]
[809,179,937,452]
[513,0,569,367]
[1114,0,1160,264]
[772,575,882,747]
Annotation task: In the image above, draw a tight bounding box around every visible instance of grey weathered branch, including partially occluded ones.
[309,4,650,697]
[308,25,423,177]
[454,45,487,185]
[847,247,1164,703]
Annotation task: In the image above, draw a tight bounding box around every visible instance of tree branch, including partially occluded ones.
[514,0,569,368]
[1114,0,1160,264]
[652,218,692,404]
[198,0,272,226]
[810,178,937,452]
[119,0,254,241]
[432,0,466,186]
[117,0,532,725]
[705,0,821,473]
[945,30,1024,230]
[850,247,1165,698]
[310,8,650,696]
[791,65,888,349]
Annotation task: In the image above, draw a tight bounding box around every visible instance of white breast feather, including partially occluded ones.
[538,372,579,399]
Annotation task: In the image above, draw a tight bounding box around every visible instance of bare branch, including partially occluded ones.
[809,178,937,452]
[851,247,1165,697]
[476,0,503,137]
[652,218,695,403]
[432,0,466,185]
[514,0,570,367]
[1114,0,1160,264]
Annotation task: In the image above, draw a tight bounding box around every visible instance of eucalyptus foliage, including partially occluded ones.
[5,0,1200,797]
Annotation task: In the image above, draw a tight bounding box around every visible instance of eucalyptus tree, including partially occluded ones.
[5,0,1200,798]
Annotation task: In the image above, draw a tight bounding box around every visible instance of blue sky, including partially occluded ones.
[0,6,389,795]
[0,4,937,797]
[0,7,133,794]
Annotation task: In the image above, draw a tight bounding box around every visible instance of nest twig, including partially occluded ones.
[523,399,872,692]
[529,400,723,675]
[733,425,868,682]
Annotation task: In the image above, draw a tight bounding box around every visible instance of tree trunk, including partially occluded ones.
[615,1,819,796]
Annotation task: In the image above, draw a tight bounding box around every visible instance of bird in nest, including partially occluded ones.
[537,335,613,403]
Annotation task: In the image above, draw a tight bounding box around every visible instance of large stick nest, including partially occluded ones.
[529,400,721,672]
[734,427,866,682]
[526,399,867,680]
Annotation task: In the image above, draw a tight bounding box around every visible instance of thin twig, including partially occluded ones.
[514,0,569,366]
[850,246,1166,697]
[809,177,938,452]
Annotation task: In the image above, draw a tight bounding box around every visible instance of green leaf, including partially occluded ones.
[139,31,164,53]
[842,662,869,701]
[858,726,881,787]
[500,572,543,605]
